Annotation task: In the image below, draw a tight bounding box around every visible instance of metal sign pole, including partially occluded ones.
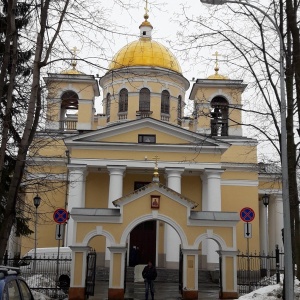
[52,209,68,299]
[247,225,250,293]
[55,225,61,299]
[240,208,255,294]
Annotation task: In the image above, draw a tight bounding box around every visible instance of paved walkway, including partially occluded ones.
[91,281,221,299]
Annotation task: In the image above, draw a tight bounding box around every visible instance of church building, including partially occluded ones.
[19,8,283,300]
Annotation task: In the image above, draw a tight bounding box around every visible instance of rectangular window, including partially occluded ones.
[138,134,156,144]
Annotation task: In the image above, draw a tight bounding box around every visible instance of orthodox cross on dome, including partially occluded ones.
[153,155,159,167]
[70,46,79,69]
[212,51,222,74]
[152,155,160,183]
[144,0,149,20]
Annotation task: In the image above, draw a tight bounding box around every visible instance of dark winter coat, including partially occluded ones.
[142,265,157,281]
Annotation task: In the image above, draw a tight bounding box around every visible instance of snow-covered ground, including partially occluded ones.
[25,274,67,300]
[237,278,300,299]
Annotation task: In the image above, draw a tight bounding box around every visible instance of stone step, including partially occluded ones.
[96,266,215,283]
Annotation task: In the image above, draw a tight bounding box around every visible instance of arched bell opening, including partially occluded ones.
[210,96,229,136]
[60,90,79,130]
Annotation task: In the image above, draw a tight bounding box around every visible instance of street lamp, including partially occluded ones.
[199,0,293,298]
[262,193,270,207]
[262,194,270,276]
[33,194,41,273]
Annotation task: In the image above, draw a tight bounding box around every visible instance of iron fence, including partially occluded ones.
[1,252,71,299]
[237,245,284,295]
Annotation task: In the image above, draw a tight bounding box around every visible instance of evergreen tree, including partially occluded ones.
[0,0,33,243]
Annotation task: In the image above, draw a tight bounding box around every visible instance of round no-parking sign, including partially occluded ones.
[240,207,255,222]
[53,208,68,224]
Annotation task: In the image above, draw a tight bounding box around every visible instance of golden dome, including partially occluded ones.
[108,39,182,74]
[207,73,228,80]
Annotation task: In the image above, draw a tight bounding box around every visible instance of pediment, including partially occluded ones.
[112,182,198,209]
[64,118,229,151]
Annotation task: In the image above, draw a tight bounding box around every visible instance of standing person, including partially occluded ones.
[142,261,157,300]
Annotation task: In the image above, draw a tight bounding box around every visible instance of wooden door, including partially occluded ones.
[129,221,156,266]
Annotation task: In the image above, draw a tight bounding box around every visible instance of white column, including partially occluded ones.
[205,168,224,211]
[105,166,126,264]
[66,165,87,246]
[107,166,126,208]
[268,194,284,251]
[203,168,224,269]
[200,175,208,259]
[164,168,184,269]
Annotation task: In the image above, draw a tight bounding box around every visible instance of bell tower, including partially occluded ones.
[189,52,247,137]
[44,48,99,132]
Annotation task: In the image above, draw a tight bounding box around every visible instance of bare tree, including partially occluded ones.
[0,0,136,260]
[175,0,300,277]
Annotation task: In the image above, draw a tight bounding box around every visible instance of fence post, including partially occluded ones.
[3,250,8,266]
[275,245,280,284]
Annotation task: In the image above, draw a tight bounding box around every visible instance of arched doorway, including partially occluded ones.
[129,220,156,266]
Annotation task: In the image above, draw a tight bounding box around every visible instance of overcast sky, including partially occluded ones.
[69,0,214,83]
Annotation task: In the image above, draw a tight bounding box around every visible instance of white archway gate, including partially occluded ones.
[68,183,240,300]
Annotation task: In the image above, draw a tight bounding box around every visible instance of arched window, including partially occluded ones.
[161,90,170,114]
[60,91,78,130]
[177,95,182,125]
[61,90,78,109]
[119,88,128,112]
[106,93,111,122]
[210,96,229,136]
[139,88,150,111]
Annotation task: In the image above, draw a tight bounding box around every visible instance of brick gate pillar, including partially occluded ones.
[181,249,199,300]
[108,246,127,300]
[69,246,91,300]
[217,250,239,299]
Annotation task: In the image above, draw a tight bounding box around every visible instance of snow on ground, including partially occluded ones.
[31,290,52,300]
[25,274,67,300]
[237,278,300,299]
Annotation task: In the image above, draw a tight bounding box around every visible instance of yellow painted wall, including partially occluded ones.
[221,145,257,163]
[112,253,122,286]
[21,182,67,255]
[222,185,259,253]
[47,82,95,99]
[101,72,186,126]
[186,255,195,289]
[30,138,67,157]
[74,252,83,285]
[46,101,60,122]
[78,102,93,123]
[88,236,106,253]
[225,256,234,290]
[258,179,281,191]
[181,176,201,210]
[75,192,236,249]
[222,171,257,181]
[85,172,109,208]
[100,128,192,144]
[71,149,221,164]
[194,85,243,131]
